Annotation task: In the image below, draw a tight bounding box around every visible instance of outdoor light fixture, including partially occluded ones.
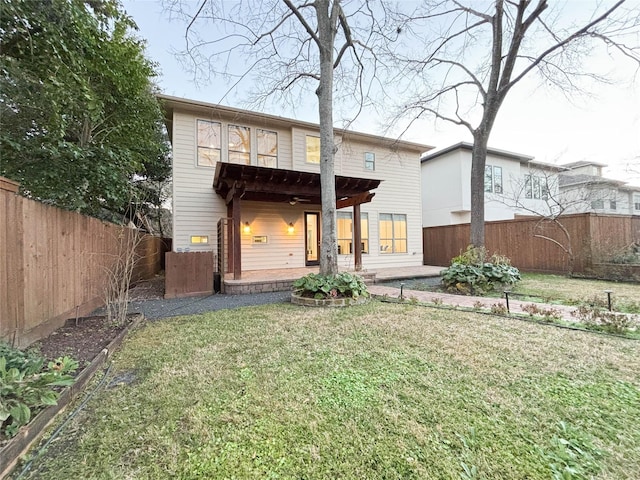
[287,222,295,234]
[243,222,251,234]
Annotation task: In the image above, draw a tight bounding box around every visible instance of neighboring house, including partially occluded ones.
[420,142,565,227]
[559,161,640,215]
[159,94,433,281]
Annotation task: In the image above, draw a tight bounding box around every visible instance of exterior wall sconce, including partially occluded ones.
[243,222,251,234]
[287,222,295,234]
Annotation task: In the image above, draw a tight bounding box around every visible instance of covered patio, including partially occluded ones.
[213,163,382,281]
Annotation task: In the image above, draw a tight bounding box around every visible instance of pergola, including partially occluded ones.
[213,163,381,279]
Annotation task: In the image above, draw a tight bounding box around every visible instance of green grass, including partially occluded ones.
[22,301,640,479]
[513,273,640,313]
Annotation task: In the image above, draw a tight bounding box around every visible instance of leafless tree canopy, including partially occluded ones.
[385,0,640,247]
[165,0,393,120]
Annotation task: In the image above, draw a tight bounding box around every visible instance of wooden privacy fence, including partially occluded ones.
[423,213,640,276]
[0,177,168,347]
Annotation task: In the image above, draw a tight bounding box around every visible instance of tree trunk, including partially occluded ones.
[470,131,489,247]
[316,0,338,275]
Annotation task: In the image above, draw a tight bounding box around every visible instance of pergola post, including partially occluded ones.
[353,203,362,271]
[231,192,242,280]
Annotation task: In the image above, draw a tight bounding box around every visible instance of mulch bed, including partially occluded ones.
[28,275,165,368]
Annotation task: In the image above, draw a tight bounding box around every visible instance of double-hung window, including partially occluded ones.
[525,174,545,199]
[257,129,277,167]
[364,152,375,171]
[228,125,251,164]
[197,120,221,167]
[634,194,640,211]
[379,214,407,254]
[337,212,369,255]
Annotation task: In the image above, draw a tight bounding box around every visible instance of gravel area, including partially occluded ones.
[126,291,292,320]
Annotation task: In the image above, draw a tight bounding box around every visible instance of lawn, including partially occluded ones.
[21,301,640,479]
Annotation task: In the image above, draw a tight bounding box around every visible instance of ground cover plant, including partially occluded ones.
[440,247,520,295]
[292,272,369,299]
[19,301,640,479]
[0,343,77,440]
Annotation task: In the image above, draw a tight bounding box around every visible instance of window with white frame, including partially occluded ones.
[228,125,251,164]
[196,120,221,167]
[524,174,546,199]
[484,165,503,194]
[257,129,277,167]
[591,199,604,210]
[337,212,369,255]
[610,199,617,210]
[379,213,407,253]
[634,194,640,211]
[306,135,320,164]
[364,152,375,171]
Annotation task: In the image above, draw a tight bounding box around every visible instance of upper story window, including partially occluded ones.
[228,125,251,164]
[634,194,640,211]
[524,174,547,199]
[610,199,617,210]
[306,135,320,164]
[484,165,503,194]
[197,120,221,167]
[364,152,375,171]
[379,213,407,254]
[257,129,278,168]
[591,199,605,210]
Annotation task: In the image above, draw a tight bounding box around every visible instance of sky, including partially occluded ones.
[122,0,640,185]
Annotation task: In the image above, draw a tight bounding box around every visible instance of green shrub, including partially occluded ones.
[441,246,520,294]
[292,272,369,300]
[0,343,78,438]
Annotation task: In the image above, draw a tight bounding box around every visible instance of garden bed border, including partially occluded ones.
[0,313,144,480]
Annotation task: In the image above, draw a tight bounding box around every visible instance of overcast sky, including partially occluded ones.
[122,0,640,185]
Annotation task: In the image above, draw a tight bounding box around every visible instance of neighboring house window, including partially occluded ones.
[257,129,278,167]
[306,135,320,164]
[484,165,503,193]
[228,125,251,164]
[524,174,545,199]
[379,213,407,253]
[364,152,375,171]
[591,199,604,210]
[197,120,221,167]
[337,212,369,255]
[634,194,640,211]
[610,200,617,210]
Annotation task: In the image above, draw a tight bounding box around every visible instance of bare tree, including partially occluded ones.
[496,167,625,274]
[166,0,392,275]
[387,0,640,248]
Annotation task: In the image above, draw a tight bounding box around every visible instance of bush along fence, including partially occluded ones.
[0,177,169,347]
[423,213,640,279]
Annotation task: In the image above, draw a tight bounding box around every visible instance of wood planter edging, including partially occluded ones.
[0,314,144,480]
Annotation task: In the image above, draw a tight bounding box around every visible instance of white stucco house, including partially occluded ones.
[420,142,566,227]
[160,94,433,283]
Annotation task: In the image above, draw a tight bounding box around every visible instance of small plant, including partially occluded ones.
[0,343,78,438]
[572,305,637,334]
[522,303,561,322]
[292,272,369,300]
[441,246,520,295]
[432,297,443,306]
[408,295,419,304]
[473,301,485,310]
[490,303,508,315]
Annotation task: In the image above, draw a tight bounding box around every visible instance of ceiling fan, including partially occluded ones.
[289,196,311,205]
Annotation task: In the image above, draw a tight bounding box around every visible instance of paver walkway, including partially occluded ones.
[368,285,581,322]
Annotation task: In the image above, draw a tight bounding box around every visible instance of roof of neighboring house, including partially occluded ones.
[561,160,608,169]
[420,142,567,171]
[559,173,626,188]
[158,94,434,155]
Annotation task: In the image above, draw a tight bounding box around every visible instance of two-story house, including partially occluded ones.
[559,161,640,215]
[420,142,565,227]
[160,94,433,291]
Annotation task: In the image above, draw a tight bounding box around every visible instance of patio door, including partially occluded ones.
[305,212,320,266]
